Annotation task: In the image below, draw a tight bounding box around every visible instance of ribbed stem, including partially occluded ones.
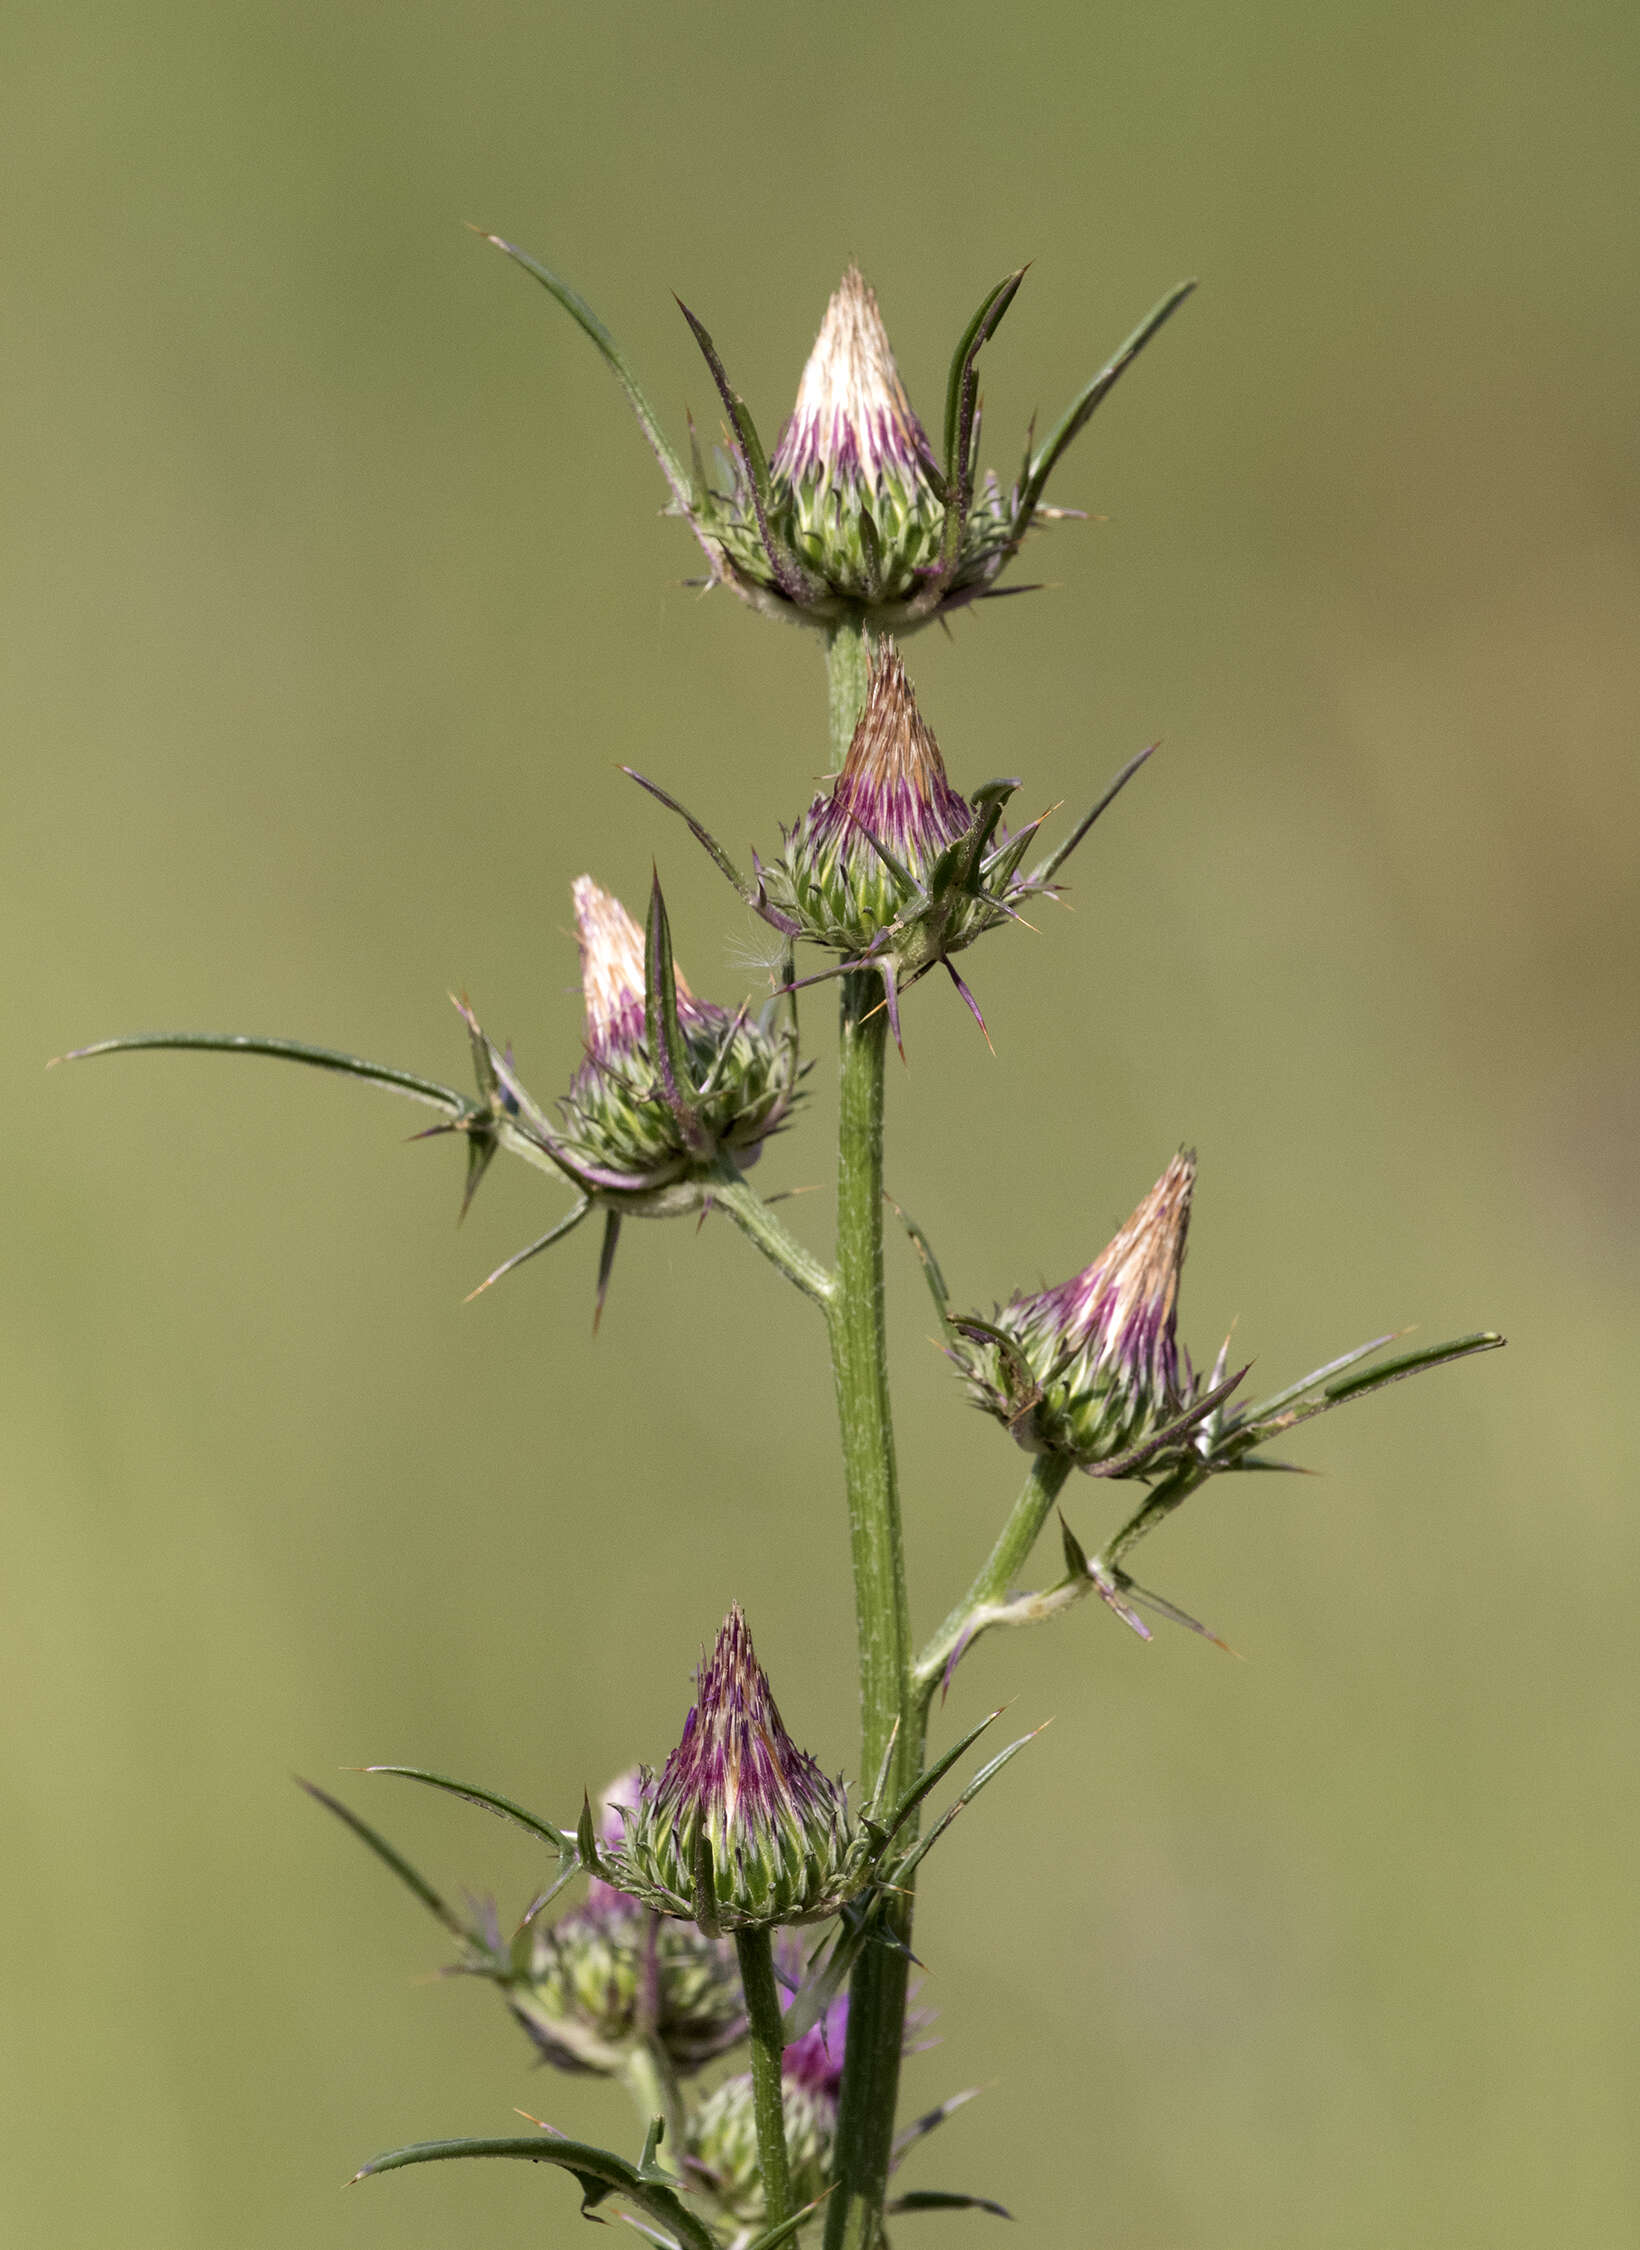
[823,972,917,2250]
[734,1927,794,2231]
[818,634,917,2250]
[824,615,871,767]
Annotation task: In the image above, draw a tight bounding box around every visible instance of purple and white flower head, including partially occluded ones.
[760,265,945,604]
[453,872,799,1243]
[605,1606,863,1934]
[505,1766,747,2077]
[484,230,1194,632]
[735,638,1070,1043]
[954,1152,1227,1471]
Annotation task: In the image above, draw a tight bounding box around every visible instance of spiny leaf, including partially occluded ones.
[55,1032,472,1118]
[882,1192,952,1323]
[644,872,709,1155]
[622,768,751,896]
[362,1766,575,1855]
[351,2133,718,2250]
[888,2189,1013,2219]
[478,234,694,516]
[1027,742,1157,889]
[892,2088,984,2163]
[892,1725,1048,1883]
[675,297,818,606]
[1022,279,1197,517]
[740,2187,838,2250]
[296,1779,471,1942]
[464,1198,593,1302]
[942,270,1028,493]
[1238,1331,1399,1423]
[879,1709,1005,1846]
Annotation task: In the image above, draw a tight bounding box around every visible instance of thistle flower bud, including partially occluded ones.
[685,2068,836,2228]
[505,1768,746,2075]
[489,232,1194,634]
[450,872,801,1316]
[605,1606,862,1934]
[764,265,945,605]
[953,1152,1213,1471]
[554,876,793,1206]
[746,642,1058,1040]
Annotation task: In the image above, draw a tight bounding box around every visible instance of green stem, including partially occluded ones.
[822,972,917,2250]
[824,615,870,767]
[709,1168,836,1309]
[914,1453,1072,1706]
[735,1928,795,2231]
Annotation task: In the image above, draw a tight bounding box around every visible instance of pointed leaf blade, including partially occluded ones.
[56,1032,472,1119]
[362,1766,574,1855]
[296,1779,472,1942]
[1022,279,1197,517]
[480,235,693,512]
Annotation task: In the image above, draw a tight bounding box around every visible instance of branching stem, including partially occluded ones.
[914,1453,1072,1706]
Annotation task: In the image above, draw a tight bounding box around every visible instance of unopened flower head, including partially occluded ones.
[504,1768,746,2075]
[686,2068,836,2228]
[458,875,799,1226]
[607,1606,861,1933]
[751,641,1054,1035]
[760,265,945,604]
[486,230,1194,633]
[954,1152,1203,1468]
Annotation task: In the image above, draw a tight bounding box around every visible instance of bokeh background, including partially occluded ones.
[4,3,1636,2243]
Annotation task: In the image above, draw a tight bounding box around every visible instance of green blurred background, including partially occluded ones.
[4,2,1636,2242]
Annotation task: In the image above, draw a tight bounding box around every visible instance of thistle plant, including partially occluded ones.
[61,238,1504,2248]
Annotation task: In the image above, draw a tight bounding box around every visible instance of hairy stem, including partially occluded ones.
[914,1453,1072,1705]
[735,1928,795,2230]
[824,616,870,767]
[823,972,917,2250]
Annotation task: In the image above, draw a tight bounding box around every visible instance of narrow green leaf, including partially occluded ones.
[888,2189,1013,2219]
[621,768,751,897]
[1058,1510,1090,1580]
[644,873,708,1154]
[740,2187,837,2250]
[1238,1332,1398,1424]
[1022,279,1197,517]
[675,297,818,605]
[56,1032,471,1119]
[879,1709,1004,1845]
[1027,742,1157,889]
[942,270,1028,489]
[480,234,693,514]
[892,1726,1047,1883]
[352,2133,719,2250]
[1322,1330,1503,1404]
[362,1766,574,1855]
[891,2087,983,2163]
[882,1193,952,1323]
[296,1779,471,1942]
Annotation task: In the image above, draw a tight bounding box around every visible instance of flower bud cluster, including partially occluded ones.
[502,1772,745,2077]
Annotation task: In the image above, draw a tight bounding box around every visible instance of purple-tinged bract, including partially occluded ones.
[606,1606,862,1933]
[952,1152,1224,1470]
